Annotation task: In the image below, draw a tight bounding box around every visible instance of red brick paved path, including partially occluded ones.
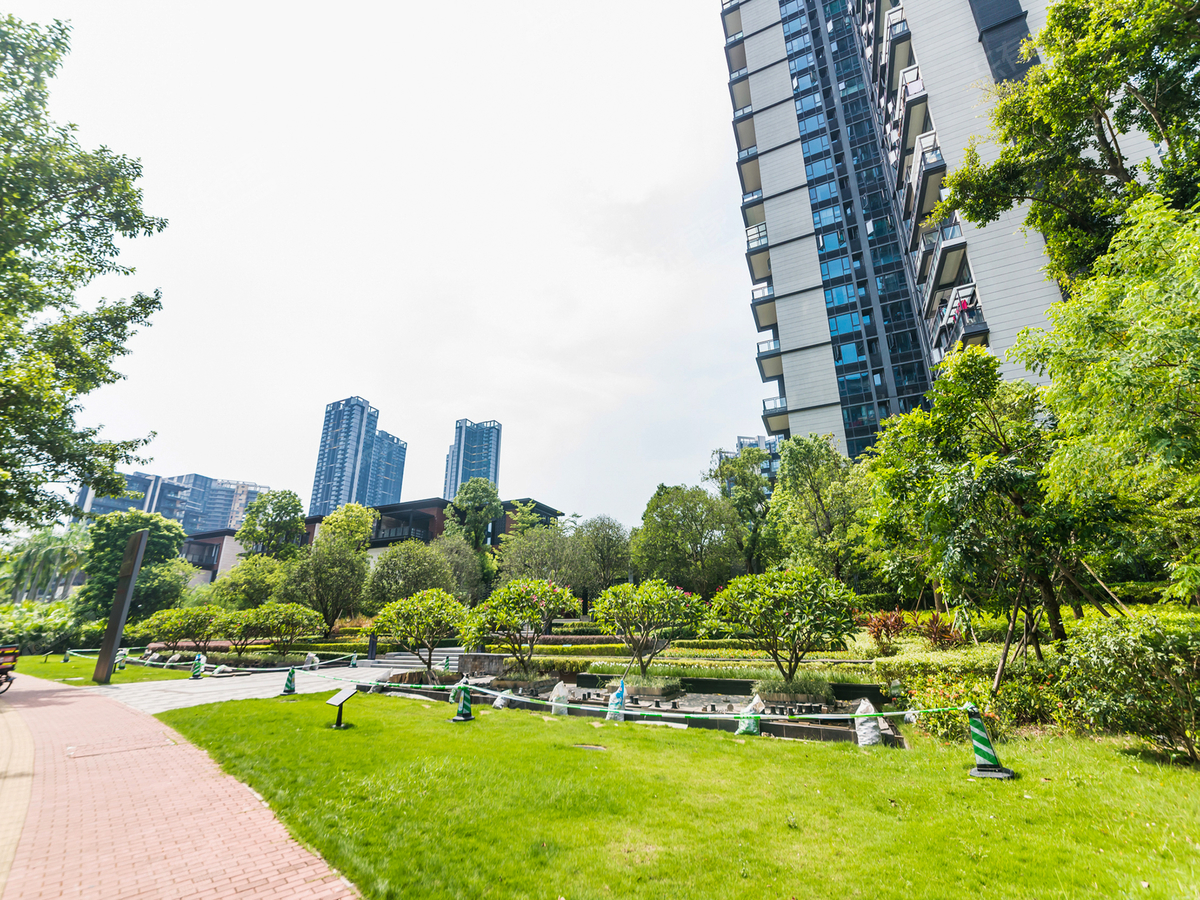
[1,674,358,899]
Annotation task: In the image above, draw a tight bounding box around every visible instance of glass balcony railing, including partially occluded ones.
[374,525,431,543]
[722,0,740,8]
[734,104,753,119]
[763,397,788,413]
[751,284,775,300]
[890,20,909,38]
[730,67,748,80]
[742,189,763,204]
[757,339,781,355]
[746,222,769,250]
[725,31,744,46]
[737,144,758,160]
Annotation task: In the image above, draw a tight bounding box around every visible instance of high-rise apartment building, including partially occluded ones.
[442,419,502,500]
[171,474,266,534]
[75,471,266,534]
[365,430,407,507]
[722,0,1069,454]
[308,396,407,516]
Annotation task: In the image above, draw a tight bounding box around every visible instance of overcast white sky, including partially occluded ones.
[12,1,767,530]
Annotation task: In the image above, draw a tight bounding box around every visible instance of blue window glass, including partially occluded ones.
[809,181,838,204]
[813,206,843,230]
[806,157,835,181]
[821,256,853,280]
[795,92,821,115]
[797,112,826,135]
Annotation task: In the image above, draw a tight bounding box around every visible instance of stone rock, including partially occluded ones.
[167,654,181,664]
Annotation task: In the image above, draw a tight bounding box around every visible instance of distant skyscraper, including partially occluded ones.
[442,419,502,500]
[75,471,266,534]
[366,430,407,506]
[171,474,266,534]
[308,396,407,516]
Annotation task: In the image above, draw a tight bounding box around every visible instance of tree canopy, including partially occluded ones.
[73,510,190,622]
[235,490,306,560]
[0,16,167,529]
[631,484,741,598]
[444,478,503,552]
[362,540,454,616]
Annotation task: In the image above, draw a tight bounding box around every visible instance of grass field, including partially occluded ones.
[20,654,192,685]
[160,690,1200,900]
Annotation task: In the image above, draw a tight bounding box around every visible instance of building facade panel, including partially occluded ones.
[748,60,794,111]
[739,0,783,35]
[744,22,786,72]
[775,287,831,352]
[758,140,807,194]
[763,191,814,244]
[781,346,841,408]
[787,404,846,450]
[766,239,823,296]
[753,104,802,155]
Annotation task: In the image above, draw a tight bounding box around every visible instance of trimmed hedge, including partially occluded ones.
[553,622,607,636]
[505,656,595,676]
[284,642,399,655]
[488,643,628,657]
[535,635,620,646]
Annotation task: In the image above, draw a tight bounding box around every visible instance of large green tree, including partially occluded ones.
[575,515,631,594]
[73,510,190,622]
[444,478,503,552]
[212,554,283,610]
[1013,194,1200,600]
[276,504,376,635]
[631,484,741,598]
[0,17,167,530]
[706,447,778,574]
[935,0,1200,281]
[235,490,305,560]
[362,540,454,616]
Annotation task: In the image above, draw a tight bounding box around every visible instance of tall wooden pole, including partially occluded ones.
[92,529,149,684]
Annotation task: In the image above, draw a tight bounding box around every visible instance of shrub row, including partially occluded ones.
[285,642,400,656]
[535,634,620,646]
[552,622,607,636]
[489,643,628,657]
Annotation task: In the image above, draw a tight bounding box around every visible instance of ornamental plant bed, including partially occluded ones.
[831,682,887,708]
[492,677,558,693]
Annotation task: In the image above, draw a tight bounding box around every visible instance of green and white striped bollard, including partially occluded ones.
[282,667,296,695]
[964,702,1015,779]
[117,651,126,671]
[442,655,451,676]
[190,654,206,680]
[349,654,357,668]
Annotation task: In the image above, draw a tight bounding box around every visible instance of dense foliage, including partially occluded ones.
[590,580,703,676]
[369,588,467,677]
[235,490,306,560]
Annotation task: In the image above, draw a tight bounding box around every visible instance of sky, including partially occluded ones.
[11,1,768,531]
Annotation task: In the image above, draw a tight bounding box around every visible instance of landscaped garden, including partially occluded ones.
[160,690,1200,900]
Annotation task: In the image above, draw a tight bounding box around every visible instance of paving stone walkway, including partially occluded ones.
[0,674,359,900]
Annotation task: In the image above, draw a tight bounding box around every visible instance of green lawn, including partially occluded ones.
[22,654,192,685]
[160,691,1200,900]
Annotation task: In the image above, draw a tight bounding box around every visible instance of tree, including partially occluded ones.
[575,515,631,594]
[590,580,703,676]
[127,605,221,654]
[212,554,283,610]
[369,588,467,679]
[709,569,857,682]
[276,538,369,638]
[254,602,323,656]
[444,478,502,551]
[707,447,779,574]
[235,490,305,560]
[630,484,741,598]
[0,16,168,531]
[72,510,189,622]
[318,502,378,547]
[467,578,580,675]
[934,0,1200,281]
[362,540,454,616]
[769,435,869,585]
[8,523,89,600]
[1013,195,1200,602]
[497,520,590,590]
[431,532,490,604]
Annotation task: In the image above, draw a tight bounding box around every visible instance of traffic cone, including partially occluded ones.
[349,654,357,668]
[964,703,1015,779]
[117,651,126,671]
[450,680,473,722]
[62,649,70,663]
[442,655,451,675]
[190,654,206,680]
[282,667,296,695]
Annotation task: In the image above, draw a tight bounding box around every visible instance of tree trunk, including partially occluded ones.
[992,594,1021,694]
[1036,573,1067,641]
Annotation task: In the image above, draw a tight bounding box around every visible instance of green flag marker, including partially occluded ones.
[282,667,296,695]
[964,703,1015,779]
[190,654,206,680]
[349,654,357,668]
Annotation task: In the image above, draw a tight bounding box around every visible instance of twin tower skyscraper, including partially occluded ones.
[307,396,501,517]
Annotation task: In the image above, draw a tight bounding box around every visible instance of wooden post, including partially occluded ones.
[92,530,149,684]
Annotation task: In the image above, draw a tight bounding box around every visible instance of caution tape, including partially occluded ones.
[63,648,355,674]
[299,670,966,723]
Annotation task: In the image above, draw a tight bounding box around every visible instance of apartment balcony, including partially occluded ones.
[722,0,740,10]
[921,221,968,317]
[751,283,776,330]
[882,13,911,89]
[725,30,744,46]
[762,396,790,435]
[746,222,769,251]
[894,67,928,191]
[741,188,763,205]
[756,339,782,380]
[737,144,759,160]
[904,136,947,249]
[730,66,748,81]
[932,283,989,358]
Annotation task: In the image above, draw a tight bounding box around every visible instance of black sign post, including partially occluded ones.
[93,529,149,685]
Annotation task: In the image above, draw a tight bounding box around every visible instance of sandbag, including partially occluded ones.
[492,689,515,709]
[549,681,570,715]
[736,693,766,736]
[606,680,626,722]
[304,652,320,671]
[855,698,882,746]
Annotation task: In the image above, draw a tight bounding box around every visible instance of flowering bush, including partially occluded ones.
[466,579,580,676]
[590,580,704,675]
[905,671,1011,742]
